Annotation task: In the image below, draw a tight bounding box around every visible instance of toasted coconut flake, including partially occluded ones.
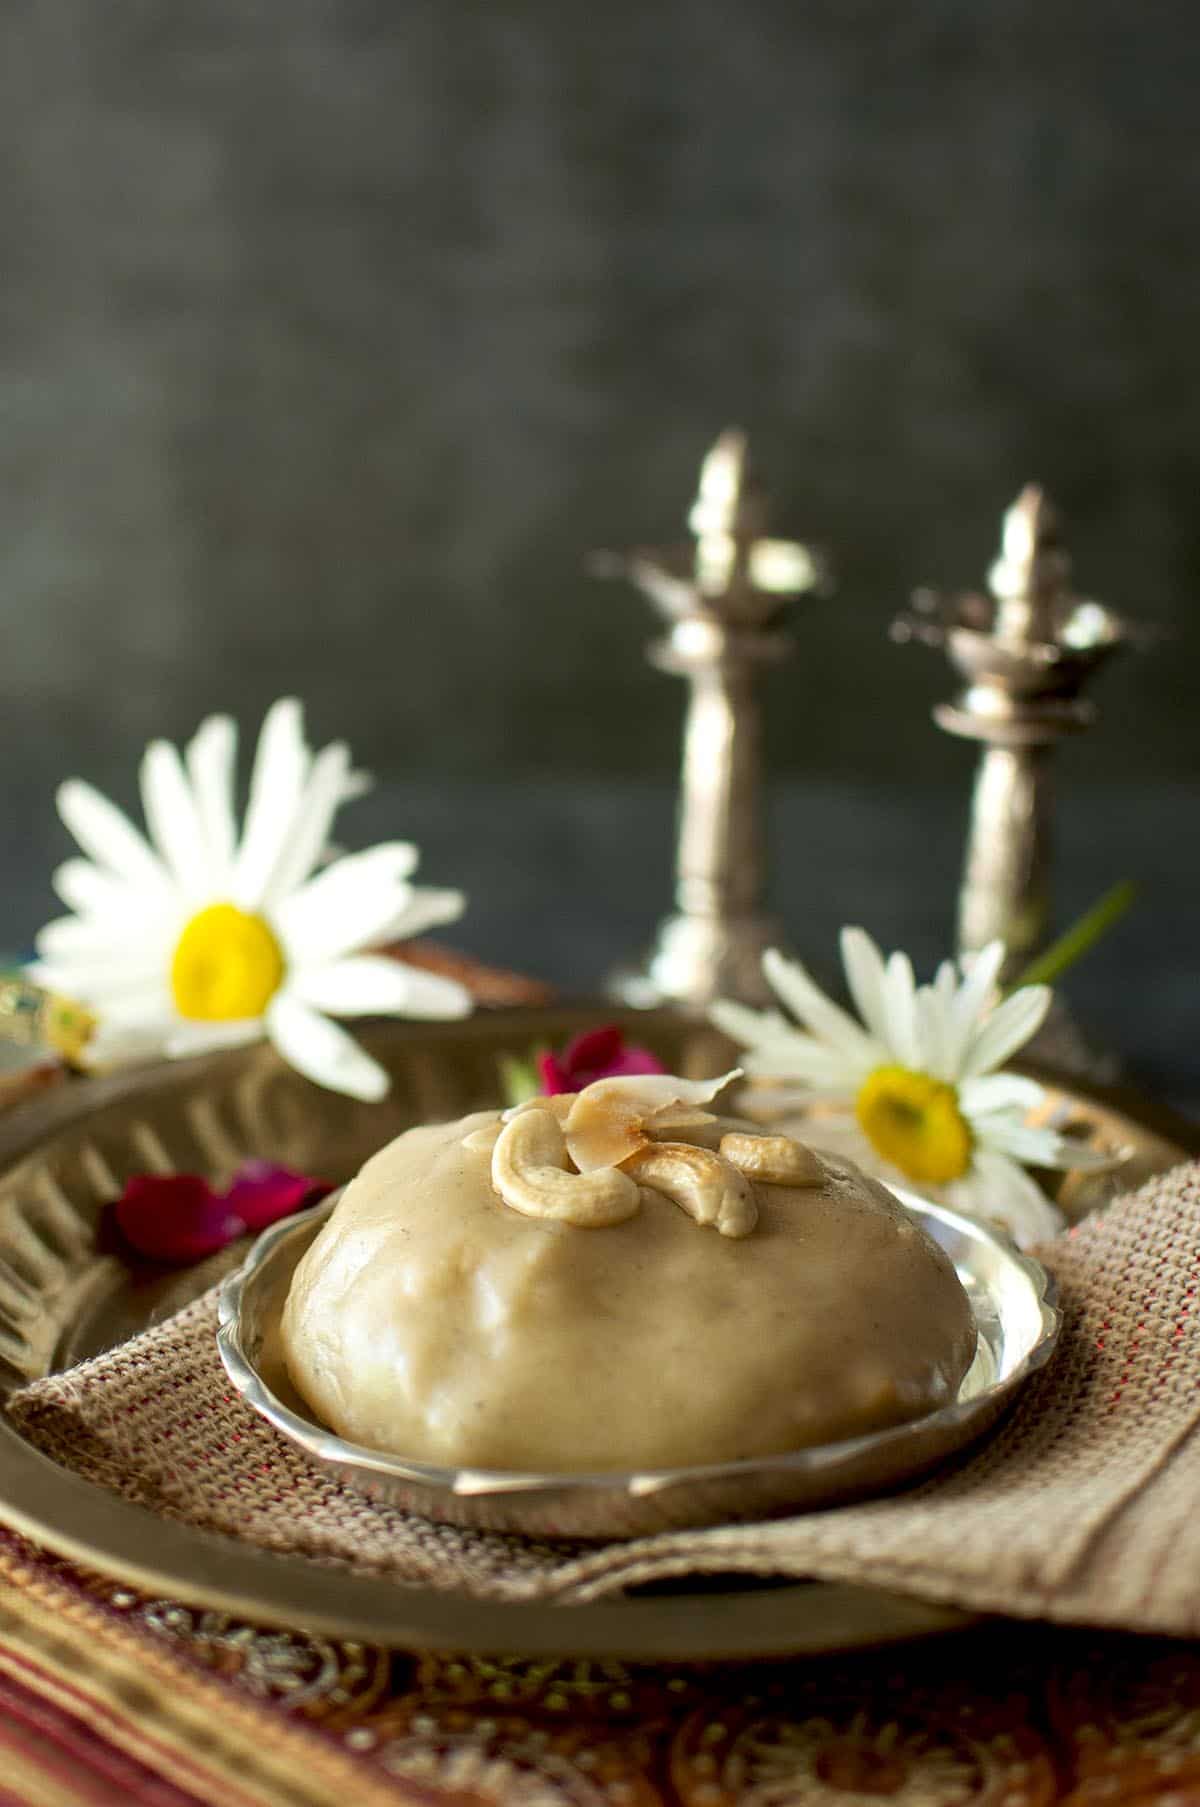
[646,1105,719,1138]
[461,1120,503,1155]
[563,1111,651,1174]
[571,1070,742,1116]
[563,1069,742,1173]
[503,1093,576,1124]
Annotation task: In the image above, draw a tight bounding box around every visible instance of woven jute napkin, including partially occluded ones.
[9,1161,1200,1634]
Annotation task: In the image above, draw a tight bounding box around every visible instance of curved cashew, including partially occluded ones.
[622,1142,757,1239]
[719,1131,823,1188]
[491,1107,641,1228]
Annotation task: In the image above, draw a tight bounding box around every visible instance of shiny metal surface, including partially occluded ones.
[893,486,1149,981]
[0,1007,1192,1655]
[596,431,829,1007]
[218,1188,1059,1539]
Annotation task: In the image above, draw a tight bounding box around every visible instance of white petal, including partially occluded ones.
[232,699,310,907]
[916,986,951,1081]
[52,859,156,922]
[952,1149,1065,1247]
[22,961,53,989]
[69,987,173,1060]
[975,1113,1118,1173]
[960,986,1052,1079]
[377,887,467,947]
[1037,1135,1120,1173]
[882,950,921,1068]
[87,984,174,1029]
[709,999,792,1048]
[139,740,212,901]
[738,1082,849,1113]
[37,915,122,958]
[185,714,238,879]
[30,957,173,1003]
[273,845,424,964]
[973,1116,1069,1162]
[35,915,170,976]
[340,889,467,961]
[165,1019,264,1058]
[943,942,1006,1073]
[266,995,390,1101]
[958,1073,1047,1117]
[742,1036,863,1087]
[82,1021,175,1070]
[762,948,880,1068]
[839,928,893,1045]
[933,958,959,1007]
[57,779,172,895]
[795,1114,880,1171]
[29,955,113,994]
[341,767,374,802]
[286,955,472,1020]
[261,740,351,904]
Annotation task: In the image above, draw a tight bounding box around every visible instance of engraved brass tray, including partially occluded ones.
[217,1190,1058,1537]
[0,1007,1193,1660]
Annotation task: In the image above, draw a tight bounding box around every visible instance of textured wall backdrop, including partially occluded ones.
[2,0,1198,820]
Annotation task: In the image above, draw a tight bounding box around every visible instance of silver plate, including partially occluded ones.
[217,1186,1059,1540]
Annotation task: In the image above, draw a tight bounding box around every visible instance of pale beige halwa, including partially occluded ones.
[281,1104,976,1473]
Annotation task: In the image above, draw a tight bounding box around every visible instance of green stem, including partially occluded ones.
[1007,880,1137,993]
[498,1050,545,1107]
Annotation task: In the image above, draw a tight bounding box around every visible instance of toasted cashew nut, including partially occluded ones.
[719,1131,823,1188]
[491,1107,641,1228]
[621,1142,757,1239]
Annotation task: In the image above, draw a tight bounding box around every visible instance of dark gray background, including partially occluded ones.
[2,2,1198,1104]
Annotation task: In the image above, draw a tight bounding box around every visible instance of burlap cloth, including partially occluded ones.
[9,1161,1200,1635]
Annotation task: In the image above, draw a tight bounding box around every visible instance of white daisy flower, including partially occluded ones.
[30,698,472,1102]
[711,929,1114,1247]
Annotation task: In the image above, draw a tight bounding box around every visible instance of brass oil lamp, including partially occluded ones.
[595,430,829,1007]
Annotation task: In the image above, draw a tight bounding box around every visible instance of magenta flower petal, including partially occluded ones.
[537,1026,667,1096]
[561,1026,626,1075]
[224,1162,332,1230]
[603,1047,667,1079]
[537,1051,573,1095]
[115,1174,246,1265]
[112,1163,332,1266]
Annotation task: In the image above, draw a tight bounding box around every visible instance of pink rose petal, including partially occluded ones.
[537,1051,573,1095]
[561,1026,626,1075]
[224,1162,331,1230]
[538,1026,666,1096]
[113,1164,332,1266]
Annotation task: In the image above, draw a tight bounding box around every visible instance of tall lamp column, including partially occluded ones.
[596,431,828,1007]
[893,485,1139,983]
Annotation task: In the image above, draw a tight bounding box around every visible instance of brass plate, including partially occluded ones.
[0,1008,1192,1660]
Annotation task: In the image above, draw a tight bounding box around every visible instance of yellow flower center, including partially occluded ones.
[170,904,285,1022]
[855,1064,973,1186]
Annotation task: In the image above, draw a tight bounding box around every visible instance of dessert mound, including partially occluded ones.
[281,1074,977,1472]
